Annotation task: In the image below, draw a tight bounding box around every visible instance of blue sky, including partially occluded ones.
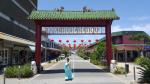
[38,0,150,45]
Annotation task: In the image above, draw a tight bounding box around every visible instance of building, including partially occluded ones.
[41,28,62,62]
[111,31,148,62]
[0,0,37,66]
[86,31,149,62]
[0,1,62,68]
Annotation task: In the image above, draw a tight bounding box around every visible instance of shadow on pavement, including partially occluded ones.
[40,68,109,74]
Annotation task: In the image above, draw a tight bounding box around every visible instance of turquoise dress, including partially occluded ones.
[64,62,73,80]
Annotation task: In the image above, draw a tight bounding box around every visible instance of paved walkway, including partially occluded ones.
[115,62,141,84]
[0,55,133,84]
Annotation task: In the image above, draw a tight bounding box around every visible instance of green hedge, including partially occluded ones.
[5,64,33,78]
[90,60,100,65]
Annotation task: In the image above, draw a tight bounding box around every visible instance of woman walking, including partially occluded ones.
[64,57,73,81]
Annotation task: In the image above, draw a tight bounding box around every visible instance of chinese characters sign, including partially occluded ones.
[43,27,105,35]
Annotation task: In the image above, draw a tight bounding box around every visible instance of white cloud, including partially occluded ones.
[112,23,150,35]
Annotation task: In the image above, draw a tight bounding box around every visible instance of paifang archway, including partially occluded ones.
[28,9,119,72]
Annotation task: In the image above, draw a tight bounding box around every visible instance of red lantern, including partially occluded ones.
[66,40,69,43]
[59,39,62,43]
[50,39,54,42]
[74,40,76,43]
[88,40,91,42]
[81,40,84,42]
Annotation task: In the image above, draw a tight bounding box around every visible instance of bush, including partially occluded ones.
[5,66,19,78]
[21,64,33,78]
[5,64,33,78]
[90,60,100,65]
[113,66,125,74]
[137,57,150,83]
[134,56,145,65]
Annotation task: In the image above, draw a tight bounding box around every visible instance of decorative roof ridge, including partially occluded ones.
[33,9,115,12]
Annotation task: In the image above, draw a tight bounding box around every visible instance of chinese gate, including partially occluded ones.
[28,8,119,72]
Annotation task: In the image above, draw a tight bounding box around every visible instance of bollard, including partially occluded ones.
[18,65,21,80]
[3,68,6,84]
[134,66,136,81]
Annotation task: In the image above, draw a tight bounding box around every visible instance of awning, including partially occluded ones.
[0,32,35,46]
[28,46,61,52]
[29,45,35,51]
[28,45,44,52]
[42,47,61,52]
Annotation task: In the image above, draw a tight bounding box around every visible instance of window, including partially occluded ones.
[0,49,9,65]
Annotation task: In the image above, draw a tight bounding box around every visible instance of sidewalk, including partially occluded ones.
[0,61,60,84]
[41,61,58,70]
[113,62,141,84]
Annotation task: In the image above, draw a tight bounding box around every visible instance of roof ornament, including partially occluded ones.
[112,8,115,11]
[83,6,92,13]
[60,6,64,12]
[54,6,64,12]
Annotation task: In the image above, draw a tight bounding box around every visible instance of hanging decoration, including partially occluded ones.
[81,40,84,42]
[50,39,54,42]
[66,40,69,43]
[73,40,76,43]
[59,39,62,43]
[88,40,91,43]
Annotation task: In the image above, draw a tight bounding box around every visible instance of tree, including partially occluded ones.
[77,47,89,59]
[61,47,70,57]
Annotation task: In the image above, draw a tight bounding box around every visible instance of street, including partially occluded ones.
[28,54,125,84]
[0,54,126,84]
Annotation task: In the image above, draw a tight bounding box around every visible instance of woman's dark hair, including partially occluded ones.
[67,57,69,62]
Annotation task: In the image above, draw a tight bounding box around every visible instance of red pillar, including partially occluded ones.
[35,22,42,72]
[105,23,112,67]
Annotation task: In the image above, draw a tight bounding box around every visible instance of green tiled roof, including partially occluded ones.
[100,31,148,41]
[112,31,148,36]
[28,10,119,20]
